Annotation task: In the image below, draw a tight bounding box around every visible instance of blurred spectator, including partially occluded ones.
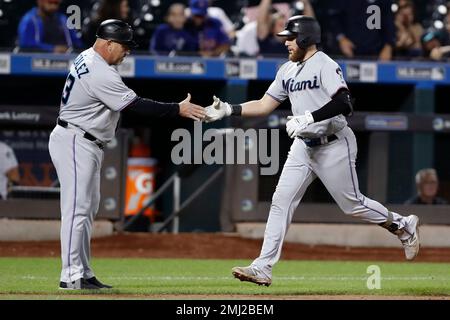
[233,20,259,56]
[150,3,197,55]
[233,0,315,57]
[395,0,423,57]
[405,168,448,205]
[256,0,288,56]
[421,29,450,61]
[0,141,20,200]
[446,3,450,36]
[82,0,131,47]
[184,0,231,57]
[17,0,82,53]
[328,0,395,60]
[429,45,450,60]
[200,1,236,39]
[423,6,450,61]
[291,0,316,17]
[396,0,409,8]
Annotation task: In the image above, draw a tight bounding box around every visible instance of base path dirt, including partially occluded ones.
[1,233,450,262]
[1,293,449,300]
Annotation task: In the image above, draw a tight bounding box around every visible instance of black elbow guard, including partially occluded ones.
[311,89,354,122]
[334,89,354,117]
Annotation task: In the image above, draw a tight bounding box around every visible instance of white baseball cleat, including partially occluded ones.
[231,266,272,287]
[401,215,420,261]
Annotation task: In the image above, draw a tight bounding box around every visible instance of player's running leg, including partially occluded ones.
[232,139,316,285]
[315,127,420,260]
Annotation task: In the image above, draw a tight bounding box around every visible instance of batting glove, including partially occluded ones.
[286,111,314,138]
[204,96,232,123]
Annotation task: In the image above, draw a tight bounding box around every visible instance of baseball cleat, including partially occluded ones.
[401,215,420,261]
[85,276,113,289]
[232,266,272,287]
[59,278,101,290]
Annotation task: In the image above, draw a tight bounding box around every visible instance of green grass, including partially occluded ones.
[0,258,449,299]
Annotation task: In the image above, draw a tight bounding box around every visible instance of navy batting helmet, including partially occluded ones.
[277,15,321,49]
[96,19,138,48]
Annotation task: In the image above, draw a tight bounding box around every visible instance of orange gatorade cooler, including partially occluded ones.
[124,157,158,218]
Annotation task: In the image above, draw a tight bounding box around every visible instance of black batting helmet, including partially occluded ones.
[277,15,321,49]
[96,19,138,48]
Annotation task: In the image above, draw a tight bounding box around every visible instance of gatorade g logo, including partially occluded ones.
[125,169,155,216]
[135,173,154,194]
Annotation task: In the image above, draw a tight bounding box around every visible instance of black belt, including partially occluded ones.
[57,118,104,150]
[300,134,338,147]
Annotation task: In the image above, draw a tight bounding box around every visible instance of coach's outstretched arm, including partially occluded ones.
[127,93,206,121]
[204,94,280,122]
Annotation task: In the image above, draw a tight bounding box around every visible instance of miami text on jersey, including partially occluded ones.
[282,75,320,93]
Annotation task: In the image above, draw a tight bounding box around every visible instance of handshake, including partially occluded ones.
[202,96,314,138]
[202,95,233,123]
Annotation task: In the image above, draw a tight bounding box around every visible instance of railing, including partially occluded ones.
[120,167,224,233]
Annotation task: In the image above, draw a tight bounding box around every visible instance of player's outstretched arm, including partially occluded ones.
[204,94,280,123]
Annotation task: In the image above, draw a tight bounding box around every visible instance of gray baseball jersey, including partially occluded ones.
[247,51,416,280]
[49,47,140,284]
[266,51,348,138]
[59,47,138,142]
[0,142,18,199]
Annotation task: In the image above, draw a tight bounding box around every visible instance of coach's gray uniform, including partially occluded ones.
[252,51,415,279]
[49,48,137,283]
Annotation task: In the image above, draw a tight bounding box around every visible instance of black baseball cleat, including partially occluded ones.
[59,278,101,290]
[85,276,113,289]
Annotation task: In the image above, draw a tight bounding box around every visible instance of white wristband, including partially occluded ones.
[305,110,314,124]
[225,102,232,116]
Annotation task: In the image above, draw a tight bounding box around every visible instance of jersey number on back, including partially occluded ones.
[61,73,75,105]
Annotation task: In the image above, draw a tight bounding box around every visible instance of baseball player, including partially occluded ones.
[48,19,205,290]
[204,16,420,286]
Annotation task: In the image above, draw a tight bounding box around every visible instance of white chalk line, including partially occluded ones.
[12,275,450,281]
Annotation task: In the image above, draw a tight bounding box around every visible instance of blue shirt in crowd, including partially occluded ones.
[185,17,230,53]
[150,24,197,55]
[18,7,82,52]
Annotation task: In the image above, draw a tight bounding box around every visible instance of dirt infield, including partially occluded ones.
[2,293,449,300]
[1,232,450,261]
